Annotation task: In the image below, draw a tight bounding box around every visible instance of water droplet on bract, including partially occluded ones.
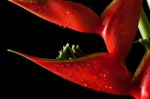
[105,85,108,89]
[103,74,106,78]
[108,86,112,89]
[64,10,71,16]
[105,85,112,90]
[60,25,66,29]
[84,84,88,87]
[99,74,107,79]
[80,79,83,82]
[66,11,71,15]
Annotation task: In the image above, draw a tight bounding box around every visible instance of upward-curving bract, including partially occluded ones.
[8,49,132,95]
[9,0,99,33]
[98,0,142,62]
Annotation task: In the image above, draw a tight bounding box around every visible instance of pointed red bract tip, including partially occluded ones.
[8,49,132,95]
[9,0,99,33]
[141,69,150,99]
[140,54,150,99]
[130,52,150,99]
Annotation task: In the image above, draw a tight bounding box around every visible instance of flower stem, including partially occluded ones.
[147,0,150,10]
[138,8,150,40]
[138,8,150,51]
[131,7,150,84]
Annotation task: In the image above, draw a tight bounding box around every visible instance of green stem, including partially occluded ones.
[147,0,150,10]
[132,7,150,83]
[138,8,150,51]
[138,8,150,39]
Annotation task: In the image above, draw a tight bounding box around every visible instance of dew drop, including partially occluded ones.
[84,84,88,87]
[99,74,107,79]
[108,86,112,89]
[105,85,112,90]
[66,11,71,15]
[60,25,66,29]
[64,11,72,19]
[103,74,106,78]
[105,85,108,89]
[80,79,84,82]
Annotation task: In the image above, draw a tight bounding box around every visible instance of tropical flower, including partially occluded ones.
[8,0,142,96]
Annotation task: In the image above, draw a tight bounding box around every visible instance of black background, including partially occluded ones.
[1,0,150,98]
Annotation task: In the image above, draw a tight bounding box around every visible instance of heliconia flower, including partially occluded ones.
[8,0,142,96]
[130,52,150,99]
[8,0,142,61]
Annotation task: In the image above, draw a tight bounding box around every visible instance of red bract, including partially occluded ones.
[8,0,142,96]
[8,49,132,95]
[98,0,142,61]
[9,0,99,33]
[130,52,150,99]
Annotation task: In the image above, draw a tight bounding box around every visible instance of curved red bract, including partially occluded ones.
[98,0,142,61]
[8,49,132,95]
[131,52,150,99]
[9,0,99,33]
